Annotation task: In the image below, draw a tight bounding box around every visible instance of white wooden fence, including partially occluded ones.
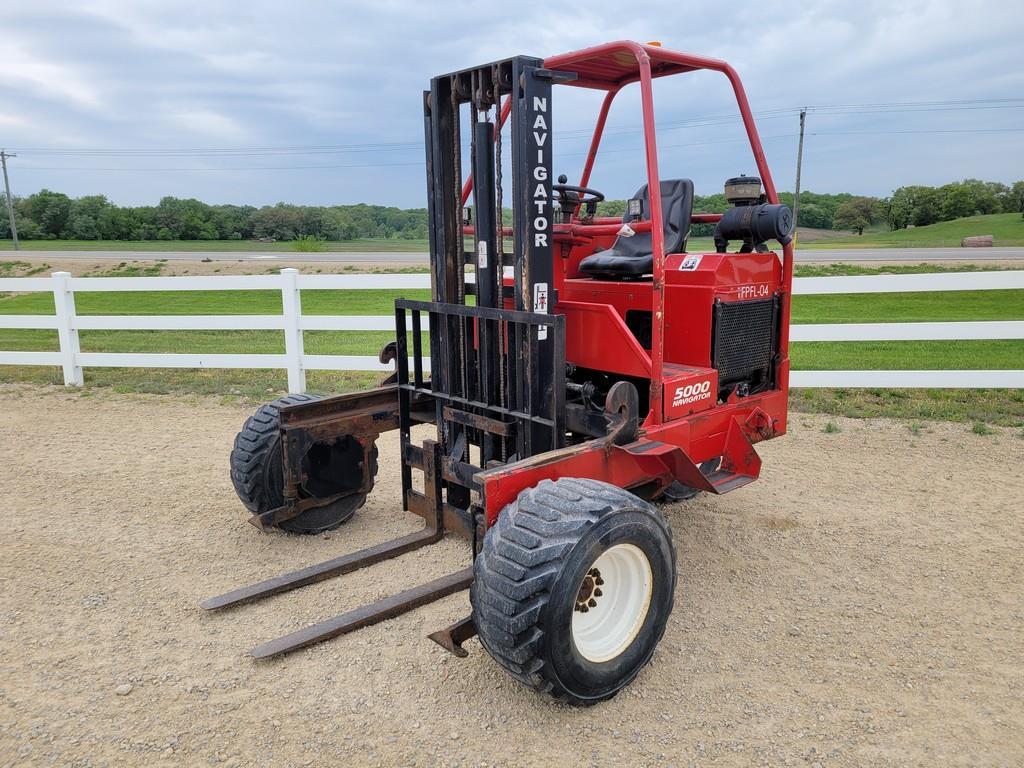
[1,268,1022,392]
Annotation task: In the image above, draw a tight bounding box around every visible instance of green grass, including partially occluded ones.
[88,261,164,277]
[0,328,420,356]
[4,329,1020,374]
[0,288,433,316]
[792,262,1022,278]
[0,238,431,253]
[790,388,1024,426]
[0,365,382,400]
[2,279,1018,324]
[805,213,1024,249]
[1,270,1020,366]
[1,260,49,277]
[791,340,1022,370]
[1,262,1021,422]
[1,365,1017,426]
[291,236,328,253]
[793,290,1023,324]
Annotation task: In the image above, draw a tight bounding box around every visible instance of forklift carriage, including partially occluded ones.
[205,40,795,705]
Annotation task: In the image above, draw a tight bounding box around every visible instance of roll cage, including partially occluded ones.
[460,40,795,425]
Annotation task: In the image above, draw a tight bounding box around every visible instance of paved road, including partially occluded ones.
[15,246,1024,263]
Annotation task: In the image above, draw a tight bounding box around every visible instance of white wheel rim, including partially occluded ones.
[570,543,653,663]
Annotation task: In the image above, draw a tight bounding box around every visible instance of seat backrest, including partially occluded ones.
[612,178,694,259]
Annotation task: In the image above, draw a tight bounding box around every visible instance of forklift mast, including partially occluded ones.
[396,56,571,520]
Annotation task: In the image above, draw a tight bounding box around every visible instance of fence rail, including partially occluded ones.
[1,268,1022,391]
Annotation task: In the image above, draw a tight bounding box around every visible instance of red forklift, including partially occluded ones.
[205,40,794,705]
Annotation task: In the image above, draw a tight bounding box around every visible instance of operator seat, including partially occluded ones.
[579,178,694,279]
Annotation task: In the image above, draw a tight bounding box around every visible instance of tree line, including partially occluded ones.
[2,178,1022,242]
[602,179,1023,237]
[0,193,430,242]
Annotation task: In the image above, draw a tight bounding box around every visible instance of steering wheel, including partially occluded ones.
[552,181,605,205]
[553,176,605,224]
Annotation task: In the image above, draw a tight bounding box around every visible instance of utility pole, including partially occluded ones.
[792,109,806,248]
[1,150,18,251]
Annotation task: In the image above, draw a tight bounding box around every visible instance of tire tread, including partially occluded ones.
[229,393,318,513]
[471,478,675,705]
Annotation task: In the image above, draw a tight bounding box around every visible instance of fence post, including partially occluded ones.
[51,271,83,386]
[280,268,306,393]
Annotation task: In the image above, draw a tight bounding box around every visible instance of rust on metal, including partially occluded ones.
[278,385,400,430]
[202,439,474,660]
[199,527,442,611]
[250,568,474,659]
[427,615,478,658]
[442,406,512,436]
[203,441,451,612]
[262,386,437,528]
[378,341,400,386]
[248,488,365,531]
[267,387,405,526]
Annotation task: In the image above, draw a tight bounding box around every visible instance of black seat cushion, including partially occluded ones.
[579,179,694,279]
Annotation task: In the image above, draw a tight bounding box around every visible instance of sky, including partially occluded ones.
[2,0,1024,209]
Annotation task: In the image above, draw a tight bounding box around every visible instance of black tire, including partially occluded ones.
[471,478,676,705]
[229,394,377,535]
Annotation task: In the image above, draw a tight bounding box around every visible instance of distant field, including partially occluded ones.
[3,213,1022,253]
[807,213,1024,249]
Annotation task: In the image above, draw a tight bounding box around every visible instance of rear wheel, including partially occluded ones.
[229,394,377,534]
[471,478,676,705]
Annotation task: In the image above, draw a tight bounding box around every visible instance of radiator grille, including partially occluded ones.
[711,297,778,386]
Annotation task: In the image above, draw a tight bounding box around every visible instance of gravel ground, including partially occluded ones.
[1,386,1022,767]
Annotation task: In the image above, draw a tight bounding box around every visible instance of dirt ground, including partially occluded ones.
[1,386,1022,767]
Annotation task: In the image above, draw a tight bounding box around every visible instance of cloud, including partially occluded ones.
[0,114,31,129]
[2,0,1023,206]
[163,107,248,141]
[1,39,103,109]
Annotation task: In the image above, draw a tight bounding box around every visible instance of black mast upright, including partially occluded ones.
[406,56,565,519]
[510,58,556,458]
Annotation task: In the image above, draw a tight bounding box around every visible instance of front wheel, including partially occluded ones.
[471,478,677,705]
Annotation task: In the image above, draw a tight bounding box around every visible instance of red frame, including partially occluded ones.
[463,42,795,524]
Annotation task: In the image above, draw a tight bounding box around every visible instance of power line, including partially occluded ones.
[17,160,428,172]
[805,97,1024,109]
[16,134,805,172]
[16,126,1024,173]
[10,98,1024,158]
[809,127,1024,135]
[10,94,1024,176]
